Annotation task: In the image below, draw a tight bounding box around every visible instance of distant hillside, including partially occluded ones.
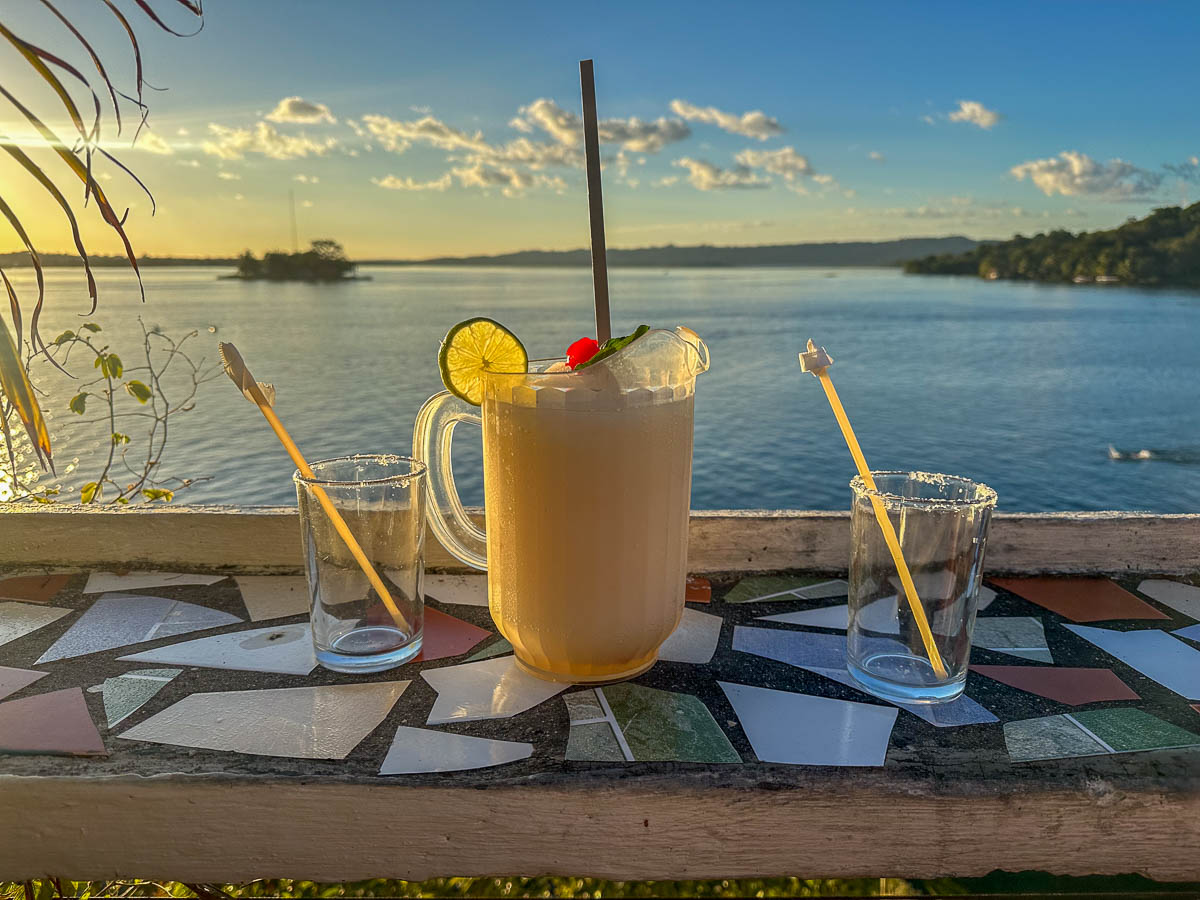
[364,237,979,268]
[0,253,235,268]
[904,203,1200,287]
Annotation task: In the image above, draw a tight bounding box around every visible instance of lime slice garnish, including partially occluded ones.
[438,317,528,405]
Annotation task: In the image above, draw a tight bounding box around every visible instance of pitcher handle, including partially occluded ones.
[412,391,488,570]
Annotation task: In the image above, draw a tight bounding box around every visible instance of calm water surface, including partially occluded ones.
[9,265,1200,512]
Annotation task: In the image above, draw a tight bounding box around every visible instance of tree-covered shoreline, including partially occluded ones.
[904,202,1200,287]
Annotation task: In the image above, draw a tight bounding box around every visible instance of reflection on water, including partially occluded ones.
[3,265,1200,512]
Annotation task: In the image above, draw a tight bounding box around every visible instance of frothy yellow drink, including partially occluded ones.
[482,381,694,682]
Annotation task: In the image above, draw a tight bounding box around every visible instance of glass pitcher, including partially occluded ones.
[413,327,709,683]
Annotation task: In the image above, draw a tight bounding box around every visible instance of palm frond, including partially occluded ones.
[0,0,203,474]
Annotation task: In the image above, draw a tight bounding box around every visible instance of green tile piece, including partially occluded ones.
[1003,714,1108,762]
[602,683,741,763]
[564,689,604,723]
[98,668,181,728]
[565,722,626,761]
[723,575,826,604]
[465,638,512,662]
[1070,708,1200,753]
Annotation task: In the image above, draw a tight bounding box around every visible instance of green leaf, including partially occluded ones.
[52,329,75,345]
[124,379,151,403]
[94,354,103,370]
[69,392,88,414]
[104,353,123,378]
[575,324,651,369]
[80,481,100,504]
[116,496,129,505]
[111,432,130,445]
[142,488,174,502]
[81,322,101,332]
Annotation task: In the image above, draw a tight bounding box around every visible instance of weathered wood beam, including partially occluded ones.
[1,505,1197,574]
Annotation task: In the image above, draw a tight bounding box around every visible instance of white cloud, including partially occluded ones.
[669,99,783,140]
[301,200,314,208]
[410,105,432,115]
[133,130,172,155]
[653,175,680,187]
[217,171,241,180]
[512,99,690,153]
[868,151,885,162]
[1011,150,1163,198]
[672,157,770,190]
[294,174,320,184]
[448,162,565,197]
[176,127,190,137]
[265,96,336,125]
[233,193,245,201]
[361,112,581,168]
[371,173,453,191]
[1165,155,1200,181]
[920,114,936,125]
[948,100,1000,129]
[176,158,200,168]
[202,121,338,160]
[735,146,812,182]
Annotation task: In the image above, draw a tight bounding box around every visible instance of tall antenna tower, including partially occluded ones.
[289,189,299,252]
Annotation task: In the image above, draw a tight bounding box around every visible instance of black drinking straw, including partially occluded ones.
[579,59,612,343]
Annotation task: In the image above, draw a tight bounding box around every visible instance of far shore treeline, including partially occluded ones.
[905,202,1200,287]
[0,236,977,271]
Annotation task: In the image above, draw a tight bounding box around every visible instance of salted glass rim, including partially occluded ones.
[294,453,427,487]
[849,470,997,508]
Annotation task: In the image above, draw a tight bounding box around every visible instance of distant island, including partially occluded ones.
[365,236,979,268]
[228,240,365,282]
[905,203,1200,287]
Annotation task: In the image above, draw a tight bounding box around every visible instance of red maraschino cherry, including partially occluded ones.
[566,336,600,369]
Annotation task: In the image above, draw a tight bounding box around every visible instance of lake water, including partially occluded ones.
[8,265,1200,513]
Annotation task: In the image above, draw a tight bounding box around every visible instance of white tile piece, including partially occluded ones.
[977,586,998,611]
[424,574,488,607]
[84,572,226,594]
[1175,623,1200,643]
[119,622,317,675]
[1138,580,1200,621]
[1064,624,1200,700]
[91,668,181,728]
[422,656,566,724]
[658,607,722,664]
[971,617,1054,664]
[719,681,897,766]
[796,579,850,600]
[119,681,409,759]
[379,725,532,774]
[759,605,849,630]
[234,576,311,621]
[36,594,241,664]
[0,602,70,651]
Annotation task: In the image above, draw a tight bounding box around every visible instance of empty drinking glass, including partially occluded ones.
[295,454,426,673]
[847,471,997,703]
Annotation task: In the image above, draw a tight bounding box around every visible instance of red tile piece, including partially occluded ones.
[991,577,1170,622]
[0,574,70,604]
[0,666,48,702]
[972,665,1140,705]
[0,688,107,756]
[686,576,712,604]
[416,608,492,662]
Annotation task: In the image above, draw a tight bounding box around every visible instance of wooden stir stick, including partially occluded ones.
[217,342,410,632]
[799,340,949,679]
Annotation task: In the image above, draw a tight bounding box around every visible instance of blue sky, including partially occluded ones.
[4,0,1199,256]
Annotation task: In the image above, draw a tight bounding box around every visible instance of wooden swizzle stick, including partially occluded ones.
[217,342,410,632]
[799,339,949,679]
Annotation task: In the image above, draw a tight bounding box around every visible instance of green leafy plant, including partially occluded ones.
[3,318,220,505]
[0,0,203,472]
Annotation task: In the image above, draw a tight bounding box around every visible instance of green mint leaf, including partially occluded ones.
[576,324,650,369]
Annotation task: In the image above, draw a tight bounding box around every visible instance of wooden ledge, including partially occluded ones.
[2,505,1198,575]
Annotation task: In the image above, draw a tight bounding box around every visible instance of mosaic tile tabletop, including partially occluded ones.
[1,570,1199,792]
